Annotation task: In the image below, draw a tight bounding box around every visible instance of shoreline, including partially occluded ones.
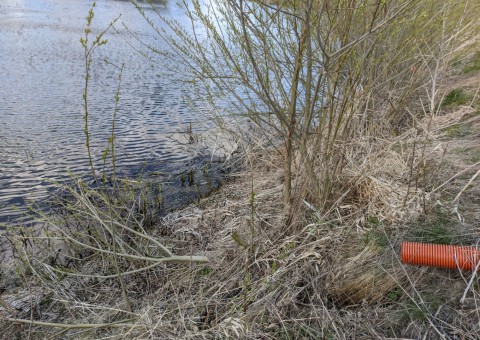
[2,101,480,336]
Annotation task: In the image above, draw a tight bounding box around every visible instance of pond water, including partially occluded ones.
[0,0,214,223]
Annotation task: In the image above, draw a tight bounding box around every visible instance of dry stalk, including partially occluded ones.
[6,317,142,329]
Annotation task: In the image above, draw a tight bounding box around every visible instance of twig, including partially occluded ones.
[460,257,480,304]
[6,318,141,329]
[432,161,480,193]
[42,254,209,279]
[451,169,480,222]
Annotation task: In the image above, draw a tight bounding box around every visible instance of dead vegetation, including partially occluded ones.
[1,66,479,339]
[1,0,480,335]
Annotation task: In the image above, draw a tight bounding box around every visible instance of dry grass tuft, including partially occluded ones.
[325,242,401,305]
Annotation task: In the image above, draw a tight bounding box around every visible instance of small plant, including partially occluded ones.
[197,266,213,276]
[366,215,381,226]
[80,2,119,181]
[441,88,470,107]
[387,286,402,302]
[270,260,278,273]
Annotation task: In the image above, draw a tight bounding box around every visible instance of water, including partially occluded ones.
[0,0,214,223]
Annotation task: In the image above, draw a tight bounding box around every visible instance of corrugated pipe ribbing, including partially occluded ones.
[401,241,480,271]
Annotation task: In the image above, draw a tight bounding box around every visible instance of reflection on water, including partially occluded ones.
[0,0,209,223]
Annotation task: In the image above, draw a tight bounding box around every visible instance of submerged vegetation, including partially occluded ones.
[2,0,480,338]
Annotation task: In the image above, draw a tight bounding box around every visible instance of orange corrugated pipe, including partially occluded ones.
[401,241,480,271]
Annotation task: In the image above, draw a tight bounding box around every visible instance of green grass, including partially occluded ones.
[387,286,402,302]
[197,266,213,276]
[441,88,470,107]
[410,210,455,245]
[363,216,389,248]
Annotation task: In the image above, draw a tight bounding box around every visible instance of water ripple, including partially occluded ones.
[0,0,211,223]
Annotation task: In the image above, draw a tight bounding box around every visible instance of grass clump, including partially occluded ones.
[441,88,470,107]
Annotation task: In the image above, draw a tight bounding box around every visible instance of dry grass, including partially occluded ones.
[1,72,480,339]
